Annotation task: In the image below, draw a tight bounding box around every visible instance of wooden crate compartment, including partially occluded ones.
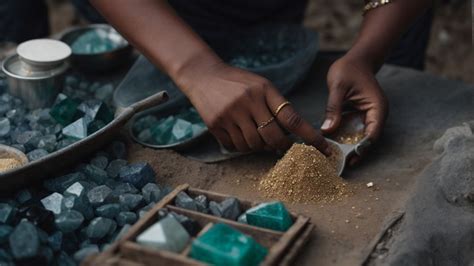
[84,184,314,266]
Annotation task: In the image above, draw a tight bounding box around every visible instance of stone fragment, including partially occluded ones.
[116,211,138,226]
[209,198,241,220]
[91,155,108,170]
[0,225,13,244]
[18,205,55,232]
[27,148,49,161]
[41,192,64,215]
[194,195,209,213]
[136,215,190,252]
[245,201,293,231]
[175,192,198,211]
[64,181,92,198]
[0,118,11,137]
[47,231,63,252]
[171,118,193,141]
[78,100,113,125]
[190,223,267,266]
[95,84,114,101]
[86,217,115,240]
[119,193,144,211]
[55,210,84,233]
[169,211,200,237]
[112,182,138,195]
[141,183,162,203]
[15,189,33,204]
[15,130,41,151]
[119,162,155,189]
[56,251,76,266]
[44,172,86,193]
[37,134,57,152]
[150,116,174,144]
[87,185,113,207]
[8,221,40,259]
[61,195,94,220]
[73,245,99,262]
[95,203,121,219]
[108,141,127,159]
[0,204,16,224]
[83,164,108,185]
[49,95,81,126]
[62,118,88,140]
[106,159,127,178]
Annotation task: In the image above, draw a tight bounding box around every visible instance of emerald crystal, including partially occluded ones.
[245,201,293,231]
[49,95,82,126]
[190,223,267,266]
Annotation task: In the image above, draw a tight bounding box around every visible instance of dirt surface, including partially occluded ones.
[124,54,474,265]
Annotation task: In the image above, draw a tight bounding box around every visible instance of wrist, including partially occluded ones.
[171,49,224,97]
[344,47,382,73]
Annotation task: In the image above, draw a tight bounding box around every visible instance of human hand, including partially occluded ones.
[323,56,389,162]
[178,62,330,154]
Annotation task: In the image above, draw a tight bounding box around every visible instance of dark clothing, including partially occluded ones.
[0,0,433,70]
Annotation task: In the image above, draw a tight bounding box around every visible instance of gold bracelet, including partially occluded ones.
[363,0,393,15]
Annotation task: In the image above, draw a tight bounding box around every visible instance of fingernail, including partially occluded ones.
[321,119,332,130]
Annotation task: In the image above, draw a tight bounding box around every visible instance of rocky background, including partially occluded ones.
[46,0,473,84]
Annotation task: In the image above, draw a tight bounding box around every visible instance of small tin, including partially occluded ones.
[1,39,71,109]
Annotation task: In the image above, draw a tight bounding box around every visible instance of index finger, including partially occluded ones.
[265,87,331,156]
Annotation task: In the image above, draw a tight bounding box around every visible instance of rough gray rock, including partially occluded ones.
[366,122,474,266]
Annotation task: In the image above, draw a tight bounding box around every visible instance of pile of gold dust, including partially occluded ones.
[259,143,349,203]
[335,132,365,145]
[0,158,22,172]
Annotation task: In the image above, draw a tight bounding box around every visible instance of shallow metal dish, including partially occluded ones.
[0,91,168,192]
[59,24,133,72]
[129,102,209,151]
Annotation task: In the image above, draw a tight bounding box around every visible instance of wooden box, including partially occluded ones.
[84,184,314,266]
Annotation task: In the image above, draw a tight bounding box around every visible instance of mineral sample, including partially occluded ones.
[190,223,267,266]
[136,215,190,252]
[9,221,40,259]
[87,185,113,207]
[175,192,197,211]
[55,210,84,233]
[119,162,155,189]
[0,203,16,224]
[209,197,241,220]
[86,217,116,240]
[245,201,293,231]
[41,192,64,215]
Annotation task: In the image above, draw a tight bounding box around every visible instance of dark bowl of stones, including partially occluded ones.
[59,24,133,72]
[129,103,210,151]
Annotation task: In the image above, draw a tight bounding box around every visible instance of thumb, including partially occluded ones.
[321,85,345,134]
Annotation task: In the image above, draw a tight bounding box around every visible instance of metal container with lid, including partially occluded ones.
[2,39,71,109]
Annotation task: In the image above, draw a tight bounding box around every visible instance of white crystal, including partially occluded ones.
[136,215,190,253]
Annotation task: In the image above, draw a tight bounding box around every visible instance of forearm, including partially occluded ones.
[347,0,432,71]
[90,0,222,94]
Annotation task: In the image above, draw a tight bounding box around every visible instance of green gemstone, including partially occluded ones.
[246,201,293,231]
[151,116,175,145]
[49,96,82,126]
[190,223,267,266]
[171,119,193,141]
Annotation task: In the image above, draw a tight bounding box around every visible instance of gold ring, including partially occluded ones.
[274,101,291,116]
[257,116,275,130]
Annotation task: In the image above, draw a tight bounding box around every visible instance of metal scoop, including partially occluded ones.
[324,111,372,176]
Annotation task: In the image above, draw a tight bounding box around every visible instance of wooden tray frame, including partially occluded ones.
[84,184,314,266]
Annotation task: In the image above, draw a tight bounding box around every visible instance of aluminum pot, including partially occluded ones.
[1,54,68,109]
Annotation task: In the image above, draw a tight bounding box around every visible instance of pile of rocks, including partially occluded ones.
[0,141,171,265]
[0,75,115,162]
[132,107,207,146]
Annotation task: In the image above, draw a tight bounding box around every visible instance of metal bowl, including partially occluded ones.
[59,24,133,72]
[0,144,29,173]
[129,103,210,151]
[2,54,68,109]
